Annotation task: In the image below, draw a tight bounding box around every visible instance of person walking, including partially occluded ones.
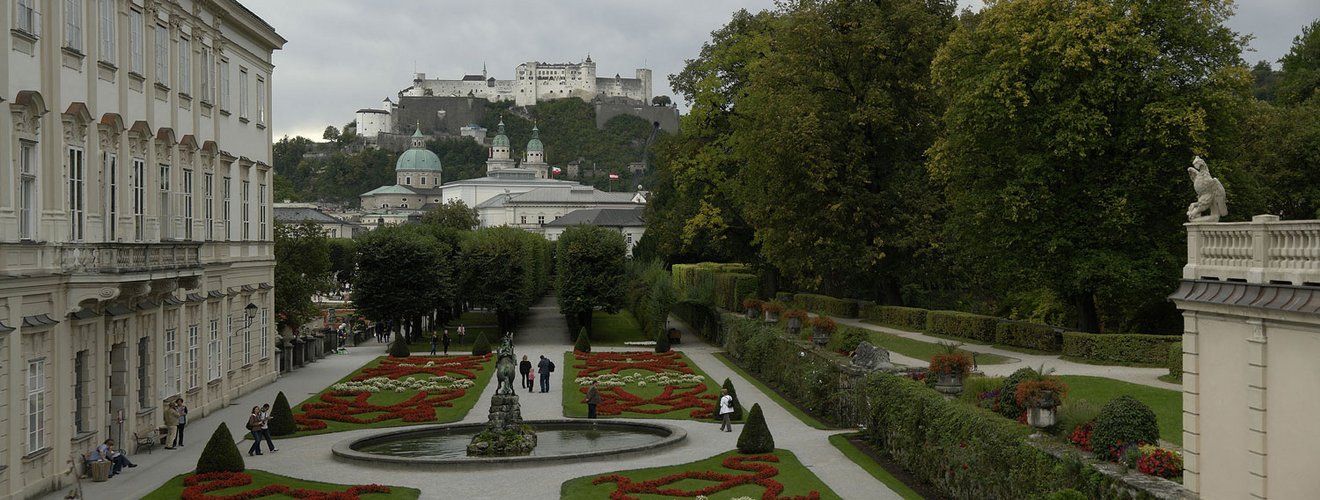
[429,332,439,355]
[260,403,279,452]
[537,355,554,393]
[519,355,533,391]
[586,380,601,419]
[246,406,264,456]
[91,439,136,478]
[457,324,466,342]
[442,330,451,355]
[163,399,180,449]
[718,388,735,432]
[173,398,189,447]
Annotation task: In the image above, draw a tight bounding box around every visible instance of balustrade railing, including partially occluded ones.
[1185,215,1320,285]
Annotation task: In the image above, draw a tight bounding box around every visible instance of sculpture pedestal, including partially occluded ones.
[467,393,537,456]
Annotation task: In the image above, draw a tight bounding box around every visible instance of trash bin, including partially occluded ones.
[90,460,111,482]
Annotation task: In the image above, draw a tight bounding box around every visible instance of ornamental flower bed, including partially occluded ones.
[570,351,718,419]
[293,355,491,434]
[589,454,822,500]
[181,471,390,500]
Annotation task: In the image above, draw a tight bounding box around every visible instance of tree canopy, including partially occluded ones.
[556,225,628,336]
[421,199,480,231]
[273,221,331,328]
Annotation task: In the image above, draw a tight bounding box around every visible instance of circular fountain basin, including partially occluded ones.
[332,419,686,466]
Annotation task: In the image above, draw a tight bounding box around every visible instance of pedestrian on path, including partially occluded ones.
[442,331,451,355]
[718,389,735,432]
[430,332,439,355]
[260,404,278,452]
[519,355,532,390]
[537,355,553,393]
[173,398,189,447]
[458,324,466,342]
[163,399,180,449]
[246,407,264,456]
[586,380,600,419]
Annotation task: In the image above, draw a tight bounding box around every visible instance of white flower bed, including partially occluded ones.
[332,375,475,393]
[574,372,705,387]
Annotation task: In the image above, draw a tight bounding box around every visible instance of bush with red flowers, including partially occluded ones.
[1136,447,1183,479]
[591,454,821,500]
[180,471,390,500]
[1068,421,1094,452]
[572,351,718,418]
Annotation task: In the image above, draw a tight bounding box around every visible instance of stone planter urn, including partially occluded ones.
[811,327,832,347]
[933,373,964,398]
[764,311,780,323]
[745,308,760,320]
[1026,389,1060,430]
[787,317,803,336]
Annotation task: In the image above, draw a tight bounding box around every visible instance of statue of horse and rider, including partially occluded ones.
[495,332,517,395]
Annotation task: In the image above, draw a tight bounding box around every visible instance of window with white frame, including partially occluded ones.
[68,147,86,241]
[239,68,249,118]
[200,47,212,102]
[26,359,46,453]
[159,164,172,239]
[222,176,231,239]
[219,59,230,110]
[132,158,145,241]
[243,312,252,365]
[164,328,180,396]
[204,172,214,240]
[258,182,267,237]
[183,168,193,240]
[241,180,250,239]
[19,141,37,241]
[136,337,150,408]
[105,152,117,241]
[154,24,168,86]
[177,36,191,95]
[63,0,83,51]
[16,0,40,36]
[98,0,114,63]
[260,308,269,359]
[207,318,220,381]
[129,9,143,73]
[256,76,266,124]
[187,322,199,389]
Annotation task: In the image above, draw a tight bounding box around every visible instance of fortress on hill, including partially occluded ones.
[402,56,651,107]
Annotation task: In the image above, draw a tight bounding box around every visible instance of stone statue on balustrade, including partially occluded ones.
[1186,156,1227,223]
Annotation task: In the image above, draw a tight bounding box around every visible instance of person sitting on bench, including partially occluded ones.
[90,439,136,477]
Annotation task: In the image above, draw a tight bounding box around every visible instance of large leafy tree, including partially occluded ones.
[353,226,454,338]
[461,227,549,333]
[929,0,1252,332]
[556,225,627,337]
[273,221,331,328]
[1277,19,1320,106]
[421,199,480,231]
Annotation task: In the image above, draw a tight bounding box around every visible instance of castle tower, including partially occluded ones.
[524,125,547,178]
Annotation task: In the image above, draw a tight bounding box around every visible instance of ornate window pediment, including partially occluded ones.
[97,113,126,151]
[127,120,152,156]
[155,127,176,162]
[62,102,94,146]
[9,90,49,138]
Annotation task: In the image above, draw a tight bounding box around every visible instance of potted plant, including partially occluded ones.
[929,342,972,398]
[1014,366,1068,431]
[783,309,809,336]
[742,298,763,319]
[810,316,836,347]
[762,301,785,323]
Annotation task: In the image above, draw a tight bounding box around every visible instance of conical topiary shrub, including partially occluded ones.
[388,333,410,357]
[471,332,491,356]
[574,327,592,353]
[721,378,743,420]
[196,422,245,473]
[736,403,774,454]
[268,391,297,436]
[655,329,671,353]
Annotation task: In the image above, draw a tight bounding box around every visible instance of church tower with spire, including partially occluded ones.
[486,119,516,172]
[523,125,548,179]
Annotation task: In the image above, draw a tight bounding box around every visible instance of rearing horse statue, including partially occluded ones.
[495,332,517,395]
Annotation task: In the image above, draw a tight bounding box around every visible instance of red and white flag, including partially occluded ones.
[551,167,562,175]
[608,173,620,181]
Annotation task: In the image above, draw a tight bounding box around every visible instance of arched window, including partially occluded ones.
[405,176,411,185]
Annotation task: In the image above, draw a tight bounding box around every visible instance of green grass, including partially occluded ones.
[142,469,420,499]
[406,326,501,353]
[560,449,840,500]
[288,355,495,437]
[828,434,924,500]
[1059,375,1182,446]
[588,309,648,345]
[853,324,1015,365]
[711,352,834,430]
[562,350,721,420]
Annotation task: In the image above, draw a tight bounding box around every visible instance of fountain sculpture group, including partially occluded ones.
[466,333,538,456]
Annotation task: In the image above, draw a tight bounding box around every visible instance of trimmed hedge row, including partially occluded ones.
[1061,333,1181,366]
[792,293,860,318]
[1168,342,1183,379]
[671,263,759,312]
[860,305,928,330]
[671,300,724,345]
[994,321,1063,352]
[926,310,999,342]
[715,272,760,312]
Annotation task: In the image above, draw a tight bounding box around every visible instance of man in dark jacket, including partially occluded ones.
[586,380,600,418]
[519,355,533,391]
[537,355,553,393]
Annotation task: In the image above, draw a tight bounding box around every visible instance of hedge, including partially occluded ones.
[671,300,724,345]
[1061,332,1181,366]
[792,293,859,318]
[1168,342,1182,379]
[926,310,999,343]
[671,263,759,312]
[860,305,929,330]
[994,321,1063,352]
[715,272,760,312]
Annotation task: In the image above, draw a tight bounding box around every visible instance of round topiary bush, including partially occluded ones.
[1091,395,1160,459]
[471,332,491,356]
[268,391,296,436]
[997,367,1038,419]
[574,327,592,353]
[654,329,671,353]
[388,334,410,358]
[721,378,743,421]
[196,422,245,473]
[736,403,774,454]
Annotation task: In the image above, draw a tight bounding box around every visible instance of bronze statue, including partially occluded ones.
[494,332,516,395]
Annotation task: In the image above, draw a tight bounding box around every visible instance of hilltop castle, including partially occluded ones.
[403,56,651,107]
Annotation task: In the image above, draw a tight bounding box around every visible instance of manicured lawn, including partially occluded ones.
[142,469,419,499]
[560,449,839,500]
[588,309,649,345]
[405,326,501,354]
[1060,375,1182,446]
[828,434,923,500]
[857,322,1015,365]
[712,352,834,430]
[563,350,720,420]
[287,355,495,437]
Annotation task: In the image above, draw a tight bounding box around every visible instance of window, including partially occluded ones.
[207,319,220,381]
[182,169,193,239]
[256,76,266,124]
[241,180,250,239]
[105,152,117,241]
[177,36,191,95]
[258,182,267,237]
[19,141,37,241]
[129,9,143,73]
[132,158,145,241]
[26,359,45,453]
[159,164,172,239]
[239,68,249,118]
[187,323,199,389]
[520,215,526,224]
[420,177,426,185]
[98,0,114,63]
[154,24,168,86]
[242,313,252,365]
[136,337,150,409]
[222,176,231,239]
[405,176,410,185]
[204,172,213,240]
[538,215,545,225]
[219,59,230,110]
[74,351,87,433]
[64,0,82,51]
[68,147,86,241]
[164,328,180,396]
[200,47,212,102]
[260,308,269,359]
[16,0,39,36]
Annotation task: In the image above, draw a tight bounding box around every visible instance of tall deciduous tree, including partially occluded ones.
[1277,19,1320,106]
[274,221,331,328]
[556,225,627,337]
[421,199,480,231]
[461,227,549,333]
[353,226,454,339]
[929,0,1251,332]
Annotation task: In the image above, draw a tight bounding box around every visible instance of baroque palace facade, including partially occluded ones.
[1,0,283,497]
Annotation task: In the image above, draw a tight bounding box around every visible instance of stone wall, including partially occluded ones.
[595,102,680,134]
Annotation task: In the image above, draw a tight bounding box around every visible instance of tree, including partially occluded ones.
[268,392,297,436]
[928,0,1251,332]
[1251,61,1281,103]
[462,227,550,333]
[353,226,455,340]
[651,95,672,107]
[274,221,332,329]
[736,403,774,453]
[721,378,744,420]
[556,225,627,337]
[322,125,340,141]
[574,327,592,352]
[421,199,480,231]
[326,239,357,292]
[1277,19,1320,106]
[196,423,245,473]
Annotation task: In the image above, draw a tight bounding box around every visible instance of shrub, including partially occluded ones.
[736,403,774,453]
[654,329,670,353]
[196,422,245,473]
[1056,399,1102,437]
[793,293,859,318]
[762,301,785,314]
[1014,378,1069,408]
[782,309,809,323]
[471,332,491,356]
[929,353,973,379]
[1168,342,1182,379]
[810,316,837,334]
[996,367,1039,420]
[268,392,296,436]
[860,305,929,330]
[1091,396,1160,460]
[388,335,410,358]
[960,375,1005,407]
[994,321,1063,352]
[722,378,744,421]
[742,298,763,311]
[1044,489,1088,500]
[1061,332,1179,365]
[671,301,723,344]
[926,311,999,342]
[1069,421,1094,452]
[829,326,870,353]
[574,327,591,353]
[1136,447,1183,478]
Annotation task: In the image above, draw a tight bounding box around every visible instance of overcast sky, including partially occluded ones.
[242,0,1320,140]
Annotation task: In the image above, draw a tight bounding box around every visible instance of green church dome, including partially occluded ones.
[526,125,543,152]
[396,127,442,172]
[492,119,510,148]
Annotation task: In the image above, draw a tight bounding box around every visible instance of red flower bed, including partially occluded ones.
[181,471,389,500]
[573,351,696,376]
[1069,421,1093,452]
[574,352,716,418]
[295,355,489,431]
[1137,448,1183,479]
[591,454,820,500]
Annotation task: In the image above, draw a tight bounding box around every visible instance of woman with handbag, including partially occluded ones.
[246,407,264,456]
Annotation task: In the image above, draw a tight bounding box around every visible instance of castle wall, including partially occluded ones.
[596,103,680,134]
[394,96,488,136]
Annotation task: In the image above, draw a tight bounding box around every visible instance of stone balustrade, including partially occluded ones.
[1185,215,1320,285]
